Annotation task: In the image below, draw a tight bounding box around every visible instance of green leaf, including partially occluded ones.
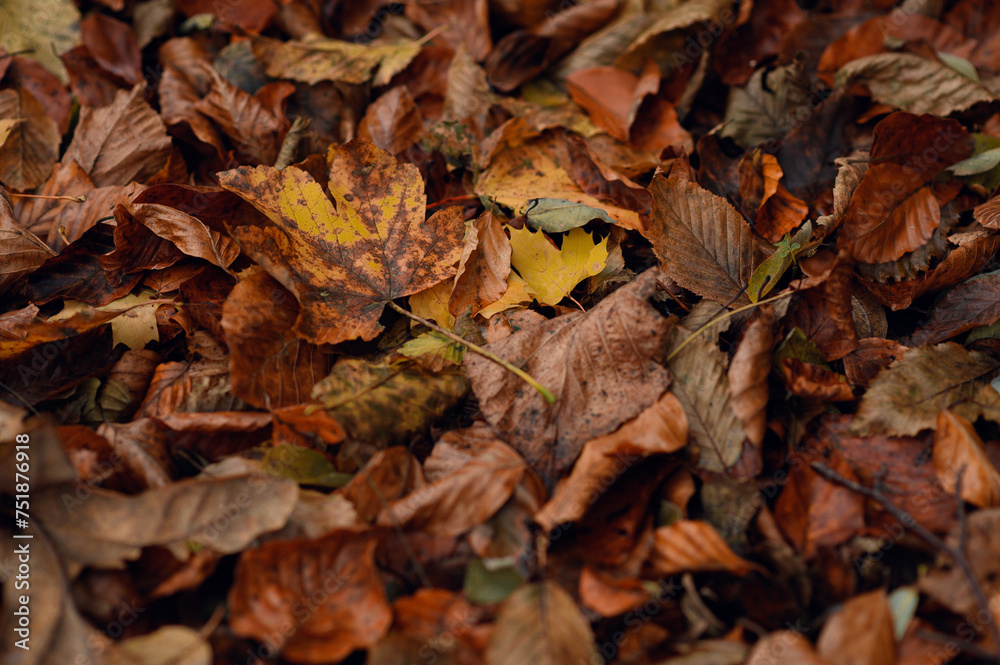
[261,445,352,489]
[463,557,524,604]
[525,198,616,233]
[748,222,813,302]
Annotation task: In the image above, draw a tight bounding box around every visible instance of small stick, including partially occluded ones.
[811,462,1000,663]
[387,300,556,404]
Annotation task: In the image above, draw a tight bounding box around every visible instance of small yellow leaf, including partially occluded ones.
[509,226,609,306]
[478,272,532,319]
[50,290,162,350]
[409,279,455,330]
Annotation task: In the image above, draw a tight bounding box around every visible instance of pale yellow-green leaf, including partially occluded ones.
[509,226,609,306]
[261,445,352,489]
[51,290,163,350]
[119,626,211,665]
[398,331,464,367]
[0,0,80,82]
[409,279,455,329]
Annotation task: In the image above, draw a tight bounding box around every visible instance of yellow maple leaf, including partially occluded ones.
[509,226,609,307]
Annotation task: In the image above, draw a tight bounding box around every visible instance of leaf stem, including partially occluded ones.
[7,193,86,202]
[666,290,796,361]
[387,300,556,404]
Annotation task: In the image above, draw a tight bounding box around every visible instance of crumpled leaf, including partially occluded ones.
[229,529,391,664]
[720,57,811,149]
[535,392,688,532]
[908,270,1000,345]
[727,306,775,448]
[466,268,672,481]
[62,83,172,188]
[835,52,994,117]
[251,32,433,86]
[449,207,511,317]
[34,474,298,573]
[0,188,54,294]
[485,581,597,665]
[647,171,764,306]
[508,226,609,306]
[377,436,527,537]
[219,139,465,345]
[313,357,468,449]
[666,326,745,472]
[853,342,1000,436]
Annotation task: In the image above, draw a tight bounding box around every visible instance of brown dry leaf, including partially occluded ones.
[919,507,1000,618]
[579,566,652,617]
[646,520,762,576]
[62,83,172,187]
[853,342,1000,436]
[647,171,764,306]
[0,524,124,665]
[0,188,54,294]
[0,88,60,190]
[843,338,907,388]
[774,444,865,559]
[534,392,688,532]
[566,63,659,142]
[816,589,896,665]
[933,409,1000,508]
[221,271,328,409]
[484,580,597,665]
[219,139,465,345]
[779,358,854,402]
[193,64,290,165]
[34,474,298,573]
[357,85,423,155]
[465,268,672,481]
[96,418,173,489]
[341,447,425,523]
[376,437,527,537]
[738,150,808,243]
[840,113,971,264]
[449,207,512,316]
[745,631,830,665]
[666,326,744,473]
[118,201,240,270]
[728,306,775,449]
[908,270,1000,345]
[835,53,994,117]
[229,529,391,664]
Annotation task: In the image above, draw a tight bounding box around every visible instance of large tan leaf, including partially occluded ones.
[229,529,391,664]
[219,139,465,345]
[377,437,526,536]
[0,89,60,190]
[535,392,688,532]
[835,52,994,116]
[853,343,1000,436]
[33,475,298,573]
[484,581,597,665]
[62,84,172,188]
[666,326,744,472]
[647,172,764,306]
[465,269,672,481]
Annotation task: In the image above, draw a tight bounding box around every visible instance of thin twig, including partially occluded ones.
[811,462,1000,663]
[387,300,556,404]
[7,193,86,202]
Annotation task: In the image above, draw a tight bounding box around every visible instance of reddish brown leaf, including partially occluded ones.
[646,520,763,576]
[221,271,328,409]
[933,409,1000,508]
[909,271,1000,345]
[358,86,423,155]
[840,113,971,263]
[0,88,60,190]
[80,13,143,85]
[816,589,896,665]
[728,306,775,448]
[229,529,391,663]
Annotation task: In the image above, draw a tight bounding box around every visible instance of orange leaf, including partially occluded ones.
[647,520,762,576]
[934,409,1000,508]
